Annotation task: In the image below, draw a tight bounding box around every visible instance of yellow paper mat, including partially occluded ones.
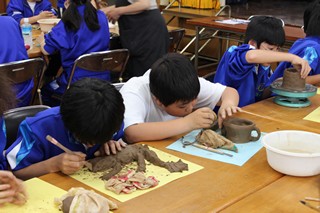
[70,146,203,202]
[2,178,66,212]
[317,88,320,94]
[303,106,320,123]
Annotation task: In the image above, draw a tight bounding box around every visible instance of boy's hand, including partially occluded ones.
[184,107,217,130]
[37,11,56,20]
[0,171,27,206]
[94,139,127,156]
[56,152,86,175]
[218,105,242,128]
[291,57,311,78]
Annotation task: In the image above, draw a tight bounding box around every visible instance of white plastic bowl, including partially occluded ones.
[262,130,320,177]
[37,18,61,33]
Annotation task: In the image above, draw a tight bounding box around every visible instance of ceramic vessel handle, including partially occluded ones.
[250,126,261,141]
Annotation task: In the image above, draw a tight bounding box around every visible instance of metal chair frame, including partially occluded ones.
[0,58,45,105]
[66,48,130,90]
[168,28,185,53]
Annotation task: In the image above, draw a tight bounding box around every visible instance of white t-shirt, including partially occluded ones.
[120,70,227,130]
[27,2,36,14]
[128,0,158,10]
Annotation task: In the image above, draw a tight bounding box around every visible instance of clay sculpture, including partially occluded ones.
[86,144,188,180]
[195,129,238,152]
[55,187,117,213]
[281,67,306,91]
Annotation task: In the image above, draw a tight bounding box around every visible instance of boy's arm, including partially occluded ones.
[306,74,320,85]
[124,107,217,143]
[19,11,56,25]
[13,152,86,180]
[246,50,311,78]
[217,87,241,128]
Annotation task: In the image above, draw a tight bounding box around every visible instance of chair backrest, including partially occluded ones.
[0,58,45,105]
[67,49,130,89]
[3,105,50,149]
[168,28,185,53]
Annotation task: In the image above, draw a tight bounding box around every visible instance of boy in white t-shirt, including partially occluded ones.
[120,53,241,143]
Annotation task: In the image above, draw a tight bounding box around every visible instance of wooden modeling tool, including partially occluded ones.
[192,143,233,157]
[46,135,73,154]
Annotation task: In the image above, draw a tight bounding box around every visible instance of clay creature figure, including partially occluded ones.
[196,129,238,152]
[86,144,188,180]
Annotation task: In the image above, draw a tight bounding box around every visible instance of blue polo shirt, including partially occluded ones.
[6,0,55,24]
[267,36,320,87]
[214,44,272,107]
[6,107,124,171]
[0,16,33,107]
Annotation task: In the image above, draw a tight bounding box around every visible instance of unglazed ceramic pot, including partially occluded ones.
[281,67,306,91]
[221,118,261,143]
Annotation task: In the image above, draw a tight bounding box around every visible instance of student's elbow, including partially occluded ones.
[245,50,258,63]
[124,127,141,144]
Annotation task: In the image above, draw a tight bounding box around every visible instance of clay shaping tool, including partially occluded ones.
[46,135,73,154]
[192,143,233,157]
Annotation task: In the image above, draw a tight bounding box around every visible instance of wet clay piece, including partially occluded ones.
[87,144,188,180]
[281,67,306,91]
[196,129,238,152]
[62,196,74,213]
[222,117,261,143]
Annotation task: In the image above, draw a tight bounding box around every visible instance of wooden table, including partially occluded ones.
[27,29,42,58]
[28,27,121,58]
[186,16,306,71]
[220,175,320,212]
[39,112,320,212]
[242,94,320,134]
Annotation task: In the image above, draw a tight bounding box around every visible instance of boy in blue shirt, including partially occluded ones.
[268,0,320,86]
[7,0,56,25]
[213,16,311,107]
[6,78,126,180]
[0,16,34,107]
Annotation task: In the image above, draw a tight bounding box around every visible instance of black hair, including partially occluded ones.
[60,78,124,145]
[149,53,200,106]
[0,73,16,115]
[244,16,285,48]
[62,0,100,32]
[303,0,320,36]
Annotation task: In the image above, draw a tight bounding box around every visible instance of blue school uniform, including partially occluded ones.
[0,16,33,107]
[214,44,272,107]
[6,0,55,24]
[0,118,7,170]
[6,107,124,171]
[267,36,320,86]
[43,6,110,95]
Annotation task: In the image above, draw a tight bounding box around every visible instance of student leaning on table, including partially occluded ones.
[268,0,320,86]
[6,0,57,25]
[6,78,126,180]
[0,74,27,206]
[213,16,311,107]
[0,16,34,107]
[38,0,111,106]
[120,53,241,143]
